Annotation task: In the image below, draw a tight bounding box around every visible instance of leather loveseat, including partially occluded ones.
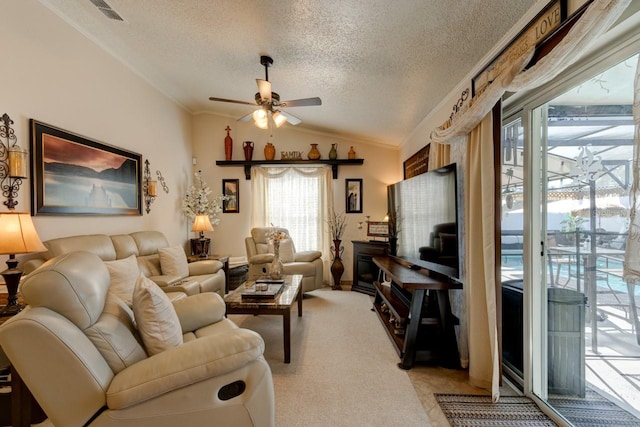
[0,251,275,426]
[21,231,225,297]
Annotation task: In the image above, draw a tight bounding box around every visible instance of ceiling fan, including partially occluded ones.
[209,55,321,129]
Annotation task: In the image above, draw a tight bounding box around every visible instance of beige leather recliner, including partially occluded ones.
[245,227,324,293]
[0,251,275,427]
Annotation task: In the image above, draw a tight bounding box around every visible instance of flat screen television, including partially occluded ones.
[387,162,461,281]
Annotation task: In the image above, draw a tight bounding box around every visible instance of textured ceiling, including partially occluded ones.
[41,0,537,146]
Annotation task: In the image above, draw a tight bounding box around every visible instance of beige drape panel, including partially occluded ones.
[465,113,500,398]
[623,55,640,342]
[428,142,451,170]
[427,0,631,402]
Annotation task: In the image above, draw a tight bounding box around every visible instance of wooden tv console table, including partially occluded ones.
[372,256,462,369]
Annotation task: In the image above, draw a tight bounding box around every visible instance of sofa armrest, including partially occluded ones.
[148,275,183,287]
[20,259,46,276]
[249,254,273,264]
[106,328,264,409]
[294,250,322,262]
[172,293,226,332]
[188,260,223,276]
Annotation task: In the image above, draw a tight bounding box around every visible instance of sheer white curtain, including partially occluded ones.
[251,165,332,280]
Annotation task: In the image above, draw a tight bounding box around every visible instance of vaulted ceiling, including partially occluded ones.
[42,0,537,146]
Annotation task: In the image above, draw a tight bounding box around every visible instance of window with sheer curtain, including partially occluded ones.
[251,166,332,263]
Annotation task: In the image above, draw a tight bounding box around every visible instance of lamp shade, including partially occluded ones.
[0,212,46,255]
[191,214,214,233]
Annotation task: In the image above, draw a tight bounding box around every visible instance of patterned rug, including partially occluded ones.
[434,394,557,427]
[548,389,640,427]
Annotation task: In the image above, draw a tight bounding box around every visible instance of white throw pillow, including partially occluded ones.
[267,238,295,263]
[104,254,140,306]
[132,274,183,356]
[158,245,189,278]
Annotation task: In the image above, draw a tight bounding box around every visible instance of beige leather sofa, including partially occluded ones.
[0,251,274,426]
[245,227,324,293]
[21,230,225,297]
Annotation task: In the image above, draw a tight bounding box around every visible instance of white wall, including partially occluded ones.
[3,0,193,249]
[192,113,401,281]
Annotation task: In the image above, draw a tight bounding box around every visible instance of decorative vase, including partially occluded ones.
[269,239,284,279]
[330,239,344,290]
[329,143,338,160]
[308,143,321,160]
[243,141,254,161]
[224,126,233,161]
[264,142,276,160]
[348,146,356,159]
[389,237,398,257]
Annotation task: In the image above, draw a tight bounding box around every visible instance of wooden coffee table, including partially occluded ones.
[224,275,303,363]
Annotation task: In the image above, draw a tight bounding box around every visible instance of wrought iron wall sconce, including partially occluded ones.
[143,159,168,214]
[0,113,28,210]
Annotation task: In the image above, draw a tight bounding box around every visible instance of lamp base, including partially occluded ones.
[1,258,24,317]
[0,302,24,317]
[190,238,211,257]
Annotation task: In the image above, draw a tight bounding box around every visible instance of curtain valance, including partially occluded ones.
[430,0,631,146]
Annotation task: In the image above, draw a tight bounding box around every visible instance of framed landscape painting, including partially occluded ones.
[30,120,142,215]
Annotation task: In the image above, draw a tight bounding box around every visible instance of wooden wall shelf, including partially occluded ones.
[215,159,364,180]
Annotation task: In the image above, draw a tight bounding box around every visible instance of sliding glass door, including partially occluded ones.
[501,54,640,425]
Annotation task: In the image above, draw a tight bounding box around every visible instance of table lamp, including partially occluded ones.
[192,214,213,257]
[0,212,46,316]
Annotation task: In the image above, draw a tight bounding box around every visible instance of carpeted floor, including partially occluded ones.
[229,286,432,427]
[434,394,557,427]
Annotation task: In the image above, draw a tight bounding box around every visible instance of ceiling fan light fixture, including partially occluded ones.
[252,109,269,129]
[272,111,287,127]
[252,109,267,121]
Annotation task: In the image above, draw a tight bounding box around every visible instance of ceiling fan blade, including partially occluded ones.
[278,110,302,125]
[256,79,272,102]
[280,97,322,107]
[209,97,256,106]
[237,111,254,122]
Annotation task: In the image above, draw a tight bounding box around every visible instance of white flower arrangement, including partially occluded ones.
[181,170,227,225]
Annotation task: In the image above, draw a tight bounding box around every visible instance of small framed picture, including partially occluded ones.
[222,179,239,213]
[345,178,363,213]
[367,221,389,238]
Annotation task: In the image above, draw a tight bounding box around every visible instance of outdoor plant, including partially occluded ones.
[559,213,586,245]
[181,170,227,225]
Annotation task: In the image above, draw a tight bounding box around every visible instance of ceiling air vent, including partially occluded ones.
[89,0,124,22]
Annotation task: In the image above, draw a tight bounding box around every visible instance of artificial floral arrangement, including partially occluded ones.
[327,209,347,241]
[181,170,227,224]
[266,225,289,245]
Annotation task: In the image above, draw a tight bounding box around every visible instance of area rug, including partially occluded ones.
[434,394,557,427]
[548,389,640,427]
